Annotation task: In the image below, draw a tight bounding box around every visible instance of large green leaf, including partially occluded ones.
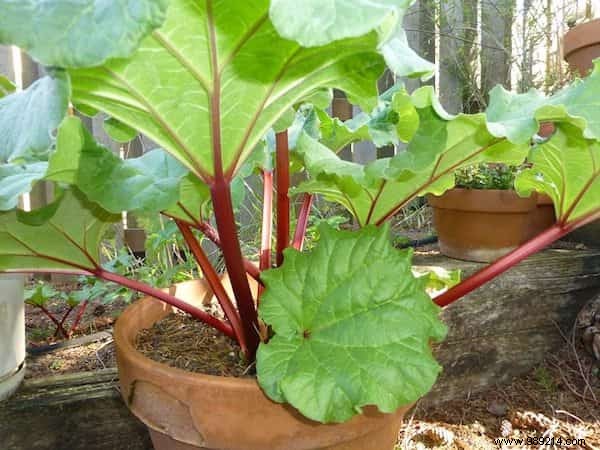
[269,0,410,47]
[0,162,48,211]
[48,117,188,214]
[294,87,529,225]
[0,71,70,163]
[486,60,600,144]
[0,71,70,210]
[0,189,118,273]
[516,123,600,224]
[163,174,212,225]
[68,0,385,181]
[269,0,433,80]
[297,85,420,155]
[257,225,446,423]
[0,0,169,68]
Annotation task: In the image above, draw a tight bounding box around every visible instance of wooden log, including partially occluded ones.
[415,248,600,405]
[2,250,600,448]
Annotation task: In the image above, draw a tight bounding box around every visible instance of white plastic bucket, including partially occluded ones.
[0,274,25,401]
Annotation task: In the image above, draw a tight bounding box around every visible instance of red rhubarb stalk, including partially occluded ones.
[210,181,260,357]
[276,131,291,266]
[434,210,600,307]
[96,269,235,338]
[163,212,262,283]
[292,194,314,251]
[176,221,248,352]
[54,306,74,338]
[31,303,69,338]
[69,300,89,337]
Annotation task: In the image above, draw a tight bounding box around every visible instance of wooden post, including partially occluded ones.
[481,0,515,100]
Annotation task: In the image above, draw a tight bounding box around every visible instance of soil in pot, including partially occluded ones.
[136,312,252,378]
[428,189,537,263]
[116,285,412,450]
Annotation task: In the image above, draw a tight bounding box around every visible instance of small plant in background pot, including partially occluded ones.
[1,1,600,449]
[428,163,543,263]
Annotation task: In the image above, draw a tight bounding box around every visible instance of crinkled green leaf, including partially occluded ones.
[304,85,420,153]
[378,13,435,81]
[0,75,15,98]
[69,0,385,181]
[0,71,70,163]
[0,0,169,68]
[268,0,434,80]
[163,174,212,225]
[516,123,600,224]
[0,189,119,273]
[0,71,70,209]
[103,117,138,143]
[393,90,420,142]
[46,117,87,184]
[24,283,60,307]
[257,225,446,423]
[294,87,528,225]
[487,60,600,143]
[49,116,187,213]
[0,162,48,211]
[412,266,461,297]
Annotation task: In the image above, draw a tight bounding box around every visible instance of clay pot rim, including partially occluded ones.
[427,188,537,213]
[564,18,600,56]
[114,293,259,392]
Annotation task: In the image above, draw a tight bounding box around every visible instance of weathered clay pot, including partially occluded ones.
[428,189,537,262]
[562,21,600,247]
[564,19,600,76]
[114,280,412,450]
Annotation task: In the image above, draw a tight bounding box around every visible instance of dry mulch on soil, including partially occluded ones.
[25,340,116,379]
[25,280,127,378]
[136,312,253,378]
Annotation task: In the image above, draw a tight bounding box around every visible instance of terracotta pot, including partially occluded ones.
[528,194,556,239]
[428,189,537,262]
[114,280,412,450]
[564,19,600,76]
[562,21,600,247]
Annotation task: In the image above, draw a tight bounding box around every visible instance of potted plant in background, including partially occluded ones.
[563,14,600,248]
[1,2,600,450]
[0,274,25,402]
[427,164,538,262]
[565,9,600,77]
[427,163,556,262]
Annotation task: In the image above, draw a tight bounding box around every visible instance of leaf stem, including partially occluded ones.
[162,211,262,283]
[210,181,260,358]
[292,194,314,251]
[69,301,89,337]
[95,269,235,339]
[176,220,248,354]
[276,131,291,266]
[434,209,600,307]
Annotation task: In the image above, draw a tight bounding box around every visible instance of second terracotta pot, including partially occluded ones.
[114,280,413,450]
[564,19,600,76]
[428,189,538,262]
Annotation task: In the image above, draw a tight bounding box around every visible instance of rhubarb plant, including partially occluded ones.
[1,0,600,424]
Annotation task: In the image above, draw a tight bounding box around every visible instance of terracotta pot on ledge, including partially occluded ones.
[114,280,413,450]
[564,19,600,76]
[428,189,538,263]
